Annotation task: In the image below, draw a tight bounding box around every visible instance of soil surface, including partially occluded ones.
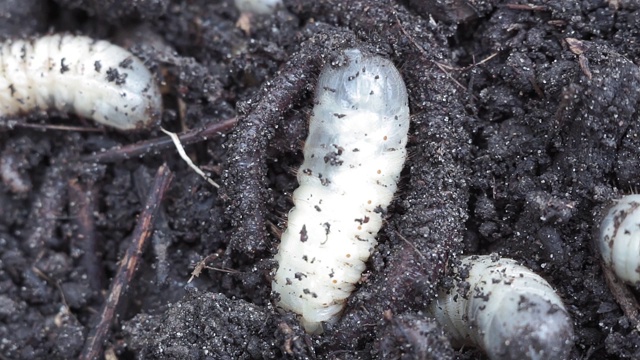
[1,0,640,359]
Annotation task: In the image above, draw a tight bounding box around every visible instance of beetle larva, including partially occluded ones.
[429,255,574,360]
[271,48,410,334]
[0,34,162,130]
[598,194,640,285]
[234,0,282,14]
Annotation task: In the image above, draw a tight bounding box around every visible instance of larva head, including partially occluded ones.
[598,194,640,285]
[315,49,409,120]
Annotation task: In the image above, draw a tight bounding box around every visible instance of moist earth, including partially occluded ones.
[0,0,639,359]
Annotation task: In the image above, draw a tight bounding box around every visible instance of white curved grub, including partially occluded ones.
[272,48,410,334]
[0,34,162,130]
[430,255,574,360]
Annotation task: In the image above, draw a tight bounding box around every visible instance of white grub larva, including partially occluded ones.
[234,0,282,35]
[0,34,162,131]
[271,49,410,334]
[598,194,640,285]
[234,0,282,14]
[430,255,574,360]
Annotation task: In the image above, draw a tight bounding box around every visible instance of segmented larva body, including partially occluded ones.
[599,194,640,285]
[272,49,410,334]
[0,34,162,130]
[430,255,574,360]
[234,0,282,14]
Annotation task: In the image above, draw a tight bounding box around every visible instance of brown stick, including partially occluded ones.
[0,119,104,132]
[601,265,640,330]
[503,3,548,11]
[84,117,237,163]
[79,163,173,360]
[68,178,103,295]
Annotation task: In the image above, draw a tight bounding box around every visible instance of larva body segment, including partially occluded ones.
[234,0,282,14]
[598,194,640,285]
[430,255,574,360]
[0,34,162,130]
[272,49,410,334]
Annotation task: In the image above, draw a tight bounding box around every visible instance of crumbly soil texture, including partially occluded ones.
[1,0,639,359]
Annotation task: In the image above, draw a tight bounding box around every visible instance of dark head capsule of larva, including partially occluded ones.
[598,194,640,285]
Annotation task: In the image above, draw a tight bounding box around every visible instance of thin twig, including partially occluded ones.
[205,267,241,274]
[84,118,237,163]
[0,120,105,132]
[189,253,220,283]
[503,3,548,11]
[79,163,173,360]
[434,52,499,72]
[432,62,473,93]
[395,231,427,263]
[601,264,640,330]
[68,178,103,295]
[160,127,220,188]
[394,14,475,95]
[132,167,174,286]
[31,266,71,309]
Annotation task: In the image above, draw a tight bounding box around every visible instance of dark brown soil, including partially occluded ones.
[1,0,639,359]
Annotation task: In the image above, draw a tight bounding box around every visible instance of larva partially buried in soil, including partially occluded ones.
[234,0,282,14]
[598,194,640,285]
[0,34,162,131]
[430,255,574,360]
[271,49,410,334]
